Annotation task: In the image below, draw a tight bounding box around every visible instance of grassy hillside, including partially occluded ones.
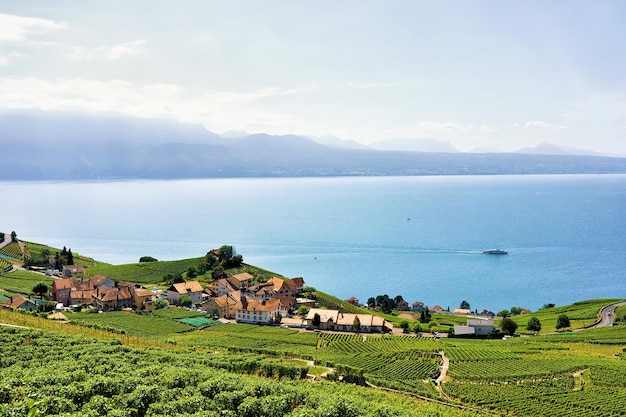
[0,269,54,295]
[85,258,203,284]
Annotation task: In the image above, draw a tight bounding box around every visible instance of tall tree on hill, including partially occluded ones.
[501,317,518,335]
[526,316,542,332]
[67,249,74,265]
[32,282,49,299]
[460,300,470,310]
[556,314,571,330]
[10,231,17,242]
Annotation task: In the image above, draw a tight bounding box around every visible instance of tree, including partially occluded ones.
[312,313,321,328]
[353,316,361,332]
[497,309,510,318]
[139,256,158,262]
[526,316,542,332]
[367,297,376,309]
[67,249,74,265]
[541,303,555,310]
[178,295,192,307]
[37,300,55,313]
[501,317,518,335]
[32,282,49,298]
[412,322,422,334]
[556,314,571,330]
[297,305,310,317]
[510,306,524,315]
[212,266,227,280]
[154,299,168,309]
[274,312,282,324]
[10,231,17,242]
[217,245,234,261]
[460,300,470,310]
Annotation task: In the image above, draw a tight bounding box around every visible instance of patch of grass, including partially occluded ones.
[152,306,205,320]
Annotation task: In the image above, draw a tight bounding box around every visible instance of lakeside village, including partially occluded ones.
[2,238,507,336]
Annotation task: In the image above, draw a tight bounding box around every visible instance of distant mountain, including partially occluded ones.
[306,135,368,149]
[2,111,626,180]
[515,142,612,157]
[369,137,459,153]
[220,130,251,139]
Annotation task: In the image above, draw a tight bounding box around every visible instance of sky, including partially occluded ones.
[1,1,625,154]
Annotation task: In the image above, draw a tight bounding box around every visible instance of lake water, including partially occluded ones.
[1,175,625,313]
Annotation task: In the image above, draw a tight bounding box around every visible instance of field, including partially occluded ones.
[85,258,204,284]
[0,326,476,417]
[0,269,54,295]
[500,298,622,332]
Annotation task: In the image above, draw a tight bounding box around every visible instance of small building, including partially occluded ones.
[305,308,339,330]
[345,297,359,306]
[203,292,239,319]
[3,294,36,311]
[286,277,305,295]
[167,281,204,304]
[267,277,294,297]
[396,298,410,311]
[130,287,155,311]
[454,319,498,337]
[92,286,132,311]
[226,272,254,290]
[412,301,425,312]
[235,297,280,324]
[90,275,115,289]
[454,308,472,315]
[62,264,85,277]
[430,305,444,313]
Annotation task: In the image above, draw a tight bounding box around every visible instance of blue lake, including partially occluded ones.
[1,174,625,312]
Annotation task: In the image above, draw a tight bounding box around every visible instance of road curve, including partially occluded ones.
[576,300,626,331]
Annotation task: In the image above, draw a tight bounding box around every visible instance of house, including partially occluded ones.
[480,309,495,317]
[412,301,425,312]
[454,319,498,337]
[335,312,387,333]
[3,294,36,311]
[62,264,85,277]
[454,308,472,315]
[267,277,294,297]
[286,277,305,295]
[215,278,238,296]
[203,292,240,319]
[167,281,204,304]
[274,295,296,318]
[345,297,359,306]
[430,305,444,313]
[396,298,410,311]
[235,296,280,324]
[51,278,74,305]
[226,272,255,290]
[90,275,115,289]
[92,286,132,311]
[305,308,389,333]
[296,297,316,307]
[70,289,96,305]
[305,308,339,330]
[130,287,155,311]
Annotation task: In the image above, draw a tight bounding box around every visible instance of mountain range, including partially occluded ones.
[2,110,626,180]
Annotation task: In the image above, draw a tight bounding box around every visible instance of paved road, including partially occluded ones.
[575,300,626,331]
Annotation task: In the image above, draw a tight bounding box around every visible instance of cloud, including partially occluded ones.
[0,52,24,66]
[0,13,66,43]
[524,121,568,130]
[0,77,321,136]
[347,81,395,89]
[66,40,147,61]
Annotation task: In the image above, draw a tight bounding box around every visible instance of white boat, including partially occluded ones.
[482,249,508,255]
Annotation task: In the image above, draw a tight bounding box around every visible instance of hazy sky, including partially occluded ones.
[1,1,625,153]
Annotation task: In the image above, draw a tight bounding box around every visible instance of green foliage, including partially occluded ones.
[501,317,518,335]
[459,300,470,310]
[312,313,321,328]
[176,295,193,307]
[0,327,473,417]
[510,306,524,315]
[526,316,542,332]
[497,309,510,318]
[139,256,158,262]
[154,299,169,309]
[556,314,571,330]
[32,282,49,297]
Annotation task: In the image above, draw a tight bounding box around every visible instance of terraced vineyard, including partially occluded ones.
[442,336,626,416]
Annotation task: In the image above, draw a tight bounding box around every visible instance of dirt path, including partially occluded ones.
[435,351,449,398]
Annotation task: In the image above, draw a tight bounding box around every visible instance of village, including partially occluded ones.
[2,259,505,337]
